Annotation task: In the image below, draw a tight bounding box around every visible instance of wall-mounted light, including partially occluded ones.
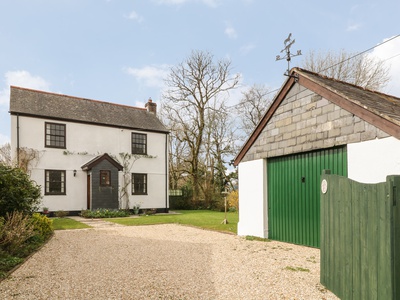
[73,170,77,177]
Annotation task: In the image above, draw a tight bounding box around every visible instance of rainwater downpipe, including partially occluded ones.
[16,113,20,165]
[165,132,169,213]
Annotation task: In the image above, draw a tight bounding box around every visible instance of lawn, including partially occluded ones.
[109,210,239,234]
[52,218,91,230]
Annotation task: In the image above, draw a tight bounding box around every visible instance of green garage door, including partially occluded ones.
[267,146,347,248]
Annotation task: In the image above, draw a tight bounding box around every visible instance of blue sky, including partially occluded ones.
[0,0,399,145]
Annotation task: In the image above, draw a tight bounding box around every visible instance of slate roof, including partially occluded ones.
[81,153,123,171]
[9,86,168,133]
[298,68,400,126]
[234,67,400,165]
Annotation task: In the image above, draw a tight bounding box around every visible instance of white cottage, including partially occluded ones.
[234,68,400,247]
[9,86,169,214]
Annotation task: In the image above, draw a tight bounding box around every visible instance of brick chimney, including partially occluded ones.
[145,98,157,115]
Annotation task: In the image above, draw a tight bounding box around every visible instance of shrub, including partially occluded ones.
[54,210,69,218]
[80,209,130,218]
[0,164,41,218]
[0,211,35,255]
[227,190,239,211]
[29,213,53,242]
[0,249,24,278]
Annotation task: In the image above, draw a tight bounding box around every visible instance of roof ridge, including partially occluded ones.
[10,85,147,111]
[293,68,400,102]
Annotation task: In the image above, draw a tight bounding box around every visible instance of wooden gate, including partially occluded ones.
[320,170,400,300]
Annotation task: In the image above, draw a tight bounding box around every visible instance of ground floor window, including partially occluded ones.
[132,173,147,195]
[100,170,111,186]
[45,170,66,195]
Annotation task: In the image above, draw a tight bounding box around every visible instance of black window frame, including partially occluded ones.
[131,173,147,195]
[45,122,66,149]
[45,170,66,195]
[131,133,147,155]
[100,170,111,187]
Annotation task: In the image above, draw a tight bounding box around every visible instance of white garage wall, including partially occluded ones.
[237,159,268,238]
[237,136,400,239]
[348,136,400,184]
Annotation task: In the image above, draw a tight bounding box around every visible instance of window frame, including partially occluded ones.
[131,133,147,155]
[45,170,66,195]
[100,170,111,187]
[131,173,148,195]
[45,122,66,149]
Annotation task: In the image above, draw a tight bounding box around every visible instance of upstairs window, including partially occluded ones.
[100,170,111,186]
[132,173,147,195]
[45,170,66,195]
[132,133,147,154]
[45,122,66,148]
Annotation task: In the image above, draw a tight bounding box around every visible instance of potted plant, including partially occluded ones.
[43,207,49,215]
[132,203,141,215]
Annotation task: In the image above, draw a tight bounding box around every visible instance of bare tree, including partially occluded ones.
[162,50,240,204]
[166,123,190,190]
[235,84,273,137]
[302,49,390,91]
[202,100,238,206]
[0,143,12,166]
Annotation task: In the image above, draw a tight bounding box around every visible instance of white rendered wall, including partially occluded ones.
[11,115,168,211]
[237,159,268,238]
[348,136,400,184]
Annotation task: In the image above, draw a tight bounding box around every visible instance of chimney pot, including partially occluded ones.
[145,98,157,115]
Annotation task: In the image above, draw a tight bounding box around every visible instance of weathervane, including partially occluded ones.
[276,33,302,76]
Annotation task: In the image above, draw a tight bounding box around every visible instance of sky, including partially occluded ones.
[0,0,399,146]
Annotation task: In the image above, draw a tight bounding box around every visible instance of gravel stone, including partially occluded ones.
[0,223,338,299]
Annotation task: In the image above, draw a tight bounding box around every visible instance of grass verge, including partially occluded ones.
[52,218,91,230]
[245,235,271,242]
[109,210,238,234]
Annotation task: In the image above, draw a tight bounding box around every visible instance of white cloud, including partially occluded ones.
[126,10,144,22]
[124,64,171,88]
[239,43,256,55]
[370,36,400,97]
[346,21,362,32]
[135,100,146,108]
[224,22,237,39]
[0,70,50,106]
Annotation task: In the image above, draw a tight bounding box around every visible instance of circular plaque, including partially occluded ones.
[321,179,328,194]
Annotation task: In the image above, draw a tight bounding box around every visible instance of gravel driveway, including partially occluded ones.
[0,223,338,299]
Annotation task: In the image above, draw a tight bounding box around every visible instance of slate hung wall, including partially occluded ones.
[242,83,389,163]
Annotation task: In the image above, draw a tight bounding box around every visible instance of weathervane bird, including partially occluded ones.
[276,33,302,76]
[281,39,295,53]
[284,33,292,46]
